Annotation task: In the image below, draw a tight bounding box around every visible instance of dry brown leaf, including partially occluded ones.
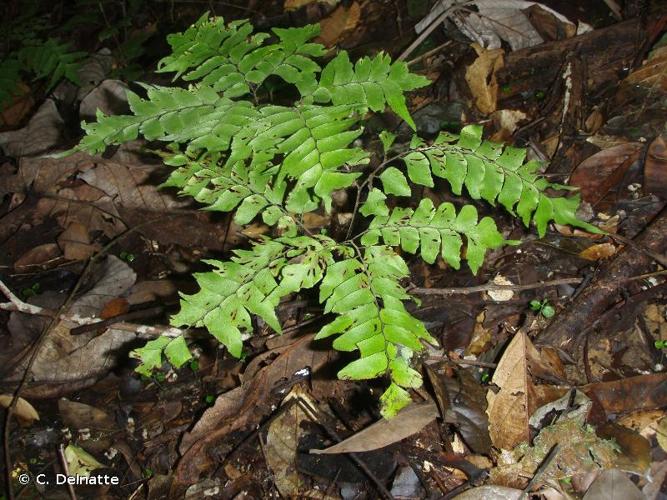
[582,469,644,500]
[570,143,644,205]
[0,394,40,424]
[14,243,62,271]
[311,402,439,454]
[490,109,527,142]
[3,256,138,398]
[582,373,667,418]
[317,1,361,46]
[578,242,618,261]
[465,44,504,114]
[264,387,336,499]
[487,331,543,449]
[175,335,334,486]
[57,222,99,261]
[624,45,667,91]
[645,135,667,198]
[0,82,33,129]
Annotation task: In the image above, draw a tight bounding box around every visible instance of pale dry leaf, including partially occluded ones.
[465,44,504,114]
[487,275,515,302]
[79,79,130,122]
[57,222,99,261]
[0,394,40,423]
[0,99,64,157]
[64,444,105,477]
[452,485,523,499]
[264,387,336,499]
[416,0,578,50]
[486,331,539,449]
[582,469,644,500]
[310,402,439,454]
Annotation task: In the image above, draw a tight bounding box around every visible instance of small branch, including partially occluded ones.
[410,277,584,296]
[398,1,474,61]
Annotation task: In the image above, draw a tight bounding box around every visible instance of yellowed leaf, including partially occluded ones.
[0,394,40,424]
[465,44,504,115]
[465,311,491,356]
[578,242,617,261]
[317,1,361,47]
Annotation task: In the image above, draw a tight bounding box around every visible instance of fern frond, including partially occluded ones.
[236,103,369,212]
[162,154,298,231]
[316,246,437,417]
[401,125,598,236]
[311,52,430,129]
[157,14,325,96]
[160,102,369,216]
[171,235,334,356]
[18,38,86,91]
[75,85,258,155]
[360,199,506,274]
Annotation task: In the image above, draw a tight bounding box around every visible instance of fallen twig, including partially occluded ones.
[410,277,583,296]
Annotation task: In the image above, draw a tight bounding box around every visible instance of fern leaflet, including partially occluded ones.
[360,199,506,274]
[316,246,437,417]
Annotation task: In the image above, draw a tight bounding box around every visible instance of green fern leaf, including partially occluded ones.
[361,199,505,274]
[75,85,258,155]
[171,236,334,356]
[316,246,437,417]
[231,103,369,212]
[157,14,325,96]
[312,52,430,129]
[19,38,86,91]
[404,125,599,236]
[131,335,192,377]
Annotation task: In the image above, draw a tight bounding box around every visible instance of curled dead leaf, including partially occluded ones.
[465,44,504,114]
[0,394,40,424]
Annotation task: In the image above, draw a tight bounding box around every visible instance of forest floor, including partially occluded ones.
[1,0,666,498]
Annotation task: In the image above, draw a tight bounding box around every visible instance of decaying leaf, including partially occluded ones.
[317,1,361,46]
[582,373,667,418]
[465,44,504,114]
[582,469,644,500]
[0,394,40,424]
[453,485,523,499]
[645,135,667,198]
[486,331,540,450]
[0,99,63,157]
[416,0,581,51]
[175,335,333,485]
[64,444,105,477]
[489,417,620,489]
[578,243,617,261]
[570,143,644,205]
[3,256,139,398]
[427,365,492,454]
[487,275,515,302]
[263,387,335,499]
[311,402,439,454]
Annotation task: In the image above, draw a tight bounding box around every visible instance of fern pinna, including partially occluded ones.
[67,14,597,417]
